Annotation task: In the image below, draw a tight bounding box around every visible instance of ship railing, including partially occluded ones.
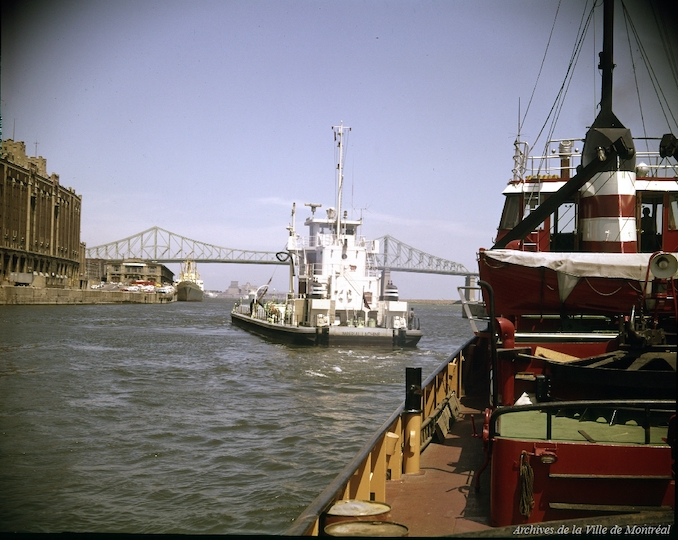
[490,400,675,445]
[231,302,251,316]
[305,235,327,248]
[634,150,678,177]
[284,335,474,536]
[521,138,677,180]
[305,234,344,248]
[365,252,381,277]
[298,262,310,278]
[522,139,583,180]
[303,234,374,248]
[232,300,278,321]
[296,262,324,278]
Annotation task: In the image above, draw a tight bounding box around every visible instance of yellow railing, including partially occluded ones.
[284,335,475,536]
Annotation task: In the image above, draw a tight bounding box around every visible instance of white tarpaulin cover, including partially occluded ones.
[483,250,678,281]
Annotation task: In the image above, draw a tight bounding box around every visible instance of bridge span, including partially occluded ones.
[85,226,476,276]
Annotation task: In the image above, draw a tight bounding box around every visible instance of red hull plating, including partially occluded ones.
[490,438,675,527]
[479,254,643,317]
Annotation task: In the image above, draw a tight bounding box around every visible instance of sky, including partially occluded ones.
[2,0,677,298]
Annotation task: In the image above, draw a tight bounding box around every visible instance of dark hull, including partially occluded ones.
[231,311,317,345]
[545,349,676,400]
[230,311,422,347]
[176,281,203,302]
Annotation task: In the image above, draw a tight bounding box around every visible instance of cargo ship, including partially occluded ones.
[176,259,204,302]
[286,1,675,535]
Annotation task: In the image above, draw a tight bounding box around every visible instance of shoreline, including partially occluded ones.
[0,286,176,305]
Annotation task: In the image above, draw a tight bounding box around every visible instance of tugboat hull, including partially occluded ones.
[230,310,422,347]
[230,310,317,345]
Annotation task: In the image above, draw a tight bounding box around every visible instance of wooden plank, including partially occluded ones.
[534,346,580,363]
[578,429,596,443]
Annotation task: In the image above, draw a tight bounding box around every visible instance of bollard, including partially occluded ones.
[403,367,422,474]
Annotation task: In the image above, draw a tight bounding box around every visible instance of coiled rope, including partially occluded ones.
[519,451,535,518]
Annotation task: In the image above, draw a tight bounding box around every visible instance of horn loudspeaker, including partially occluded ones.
[650,253,678,279]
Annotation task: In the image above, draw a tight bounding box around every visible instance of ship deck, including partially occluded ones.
[385,396,493,536]
[384,395,675,537]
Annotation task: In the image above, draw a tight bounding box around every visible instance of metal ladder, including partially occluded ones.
[457,285,489,335]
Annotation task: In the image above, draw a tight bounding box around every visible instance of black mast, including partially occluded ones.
[582,0,635,171]
[599,0,614,118]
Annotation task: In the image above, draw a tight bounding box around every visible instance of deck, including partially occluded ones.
[384,395,675,537]
[386,396,493,536]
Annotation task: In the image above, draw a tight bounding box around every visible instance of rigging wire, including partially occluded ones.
[519,0,563,134]
[524,0,677,171]
[532,1,597,171]
[520,1,595,216]
[650,0,678,96]
[622,4,649,155]
[621,1,678,134]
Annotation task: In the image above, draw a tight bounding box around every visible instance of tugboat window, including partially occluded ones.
[668,194,678,230]
[640,198,663,252]
[499,195,521,229]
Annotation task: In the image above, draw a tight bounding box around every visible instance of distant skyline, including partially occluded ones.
[2,0,676,298]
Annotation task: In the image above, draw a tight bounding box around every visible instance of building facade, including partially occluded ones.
[105,259,174,285]
[1,139,85,288]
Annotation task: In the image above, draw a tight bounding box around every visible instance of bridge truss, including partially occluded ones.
[376,235,472,275]
[85,226,475,276]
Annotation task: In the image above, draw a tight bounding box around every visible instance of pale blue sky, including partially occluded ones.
[2,0,676,298]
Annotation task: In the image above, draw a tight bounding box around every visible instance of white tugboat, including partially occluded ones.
[231,123,422,347]
[176,259,204,302]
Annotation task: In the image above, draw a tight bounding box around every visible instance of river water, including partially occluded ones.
[0,300,473,534]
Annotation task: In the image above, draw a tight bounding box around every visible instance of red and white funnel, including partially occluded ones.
[579,0,637,253]
[579,169,636,252]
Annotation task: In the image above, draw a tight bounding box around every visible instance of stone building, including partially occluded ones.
[223,280,256,297]
[0,139,86,288]
[105,259,174,285]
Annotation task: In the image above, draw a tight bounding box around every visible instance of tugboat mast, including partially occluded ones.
[332,122,351,235]
[599,0,614,118]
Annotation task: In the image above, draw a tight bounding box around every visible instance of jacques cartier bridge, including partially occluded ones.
[85,226,476,277]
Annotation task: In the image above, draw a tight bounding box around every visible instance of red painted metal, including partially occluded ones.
[490,438,675,526]
[496,317,515,348]
[478,253,647,317]
[580,194,636,218]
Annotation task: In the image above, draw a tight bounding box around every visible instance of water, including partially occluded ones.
[0,300,473,534]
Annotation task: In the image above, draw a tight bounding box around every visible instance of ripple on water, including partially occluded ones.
[0,301,473,533]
